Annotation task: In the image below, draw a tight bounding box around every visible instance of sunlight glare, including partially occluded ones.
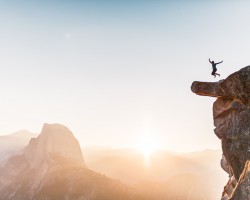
[135,135,157,161]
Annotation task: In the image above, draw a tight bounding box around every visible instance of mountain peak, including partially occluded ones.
[24,123,85,168]
[9,129,36,138]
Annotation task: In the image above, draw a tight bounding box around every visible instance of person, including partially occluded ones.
[209,58,223,78]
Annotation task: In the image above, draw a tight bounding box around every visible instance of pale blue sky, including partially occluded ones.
[0,0,249,152]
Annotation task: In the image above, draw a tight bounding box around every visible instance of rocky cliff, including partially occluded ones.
[0,123,149,200]
[191,66,250,200]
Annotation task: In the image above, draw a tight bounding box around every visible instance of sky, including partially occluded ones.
[0,0,249,152]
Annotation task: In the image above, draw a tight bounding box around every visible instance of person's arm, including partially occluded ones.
[216,60,223,65]
[209,58,212,63]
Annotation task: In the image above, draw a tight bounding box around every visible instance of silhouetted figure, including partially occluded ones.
[209,58,223,78]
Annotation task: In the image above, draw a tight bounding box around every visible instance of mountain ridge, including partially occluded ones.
[0,123,150,200]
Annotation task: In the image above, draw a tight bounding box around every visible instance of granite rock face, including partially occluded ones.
[191,66,250,200]
[24,123,85,168]
[230,161,250,200]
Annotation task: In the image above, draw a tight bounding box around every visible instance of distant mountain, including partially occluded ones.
[83,147,228,200]
[0,127,228,200]
[0,129,36,150]
[0,124,149,200]
[83,147,224,182]
[0,130,36,163]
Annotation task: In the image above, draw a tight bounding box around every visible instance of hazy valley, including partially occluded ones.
[0,124,227,200]
[84,147,228,200]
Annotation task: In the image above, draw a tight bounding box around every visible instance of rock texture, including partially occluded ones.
[0,123,149,200]
[24,123,85,168]
[191,66,250,200]
[230,161,250,200]
[192,66,250,106]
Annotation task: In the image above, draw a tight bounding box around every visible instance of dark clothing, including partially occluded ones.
[212,64,217,70]
[212,64,217,75]
[209,59,222,77]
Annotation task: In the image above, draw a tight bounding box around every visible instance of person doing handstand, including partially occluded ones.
[209,58,223,78]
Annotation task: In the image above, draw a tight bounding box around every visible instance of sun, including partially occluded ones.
[135,135,157,159]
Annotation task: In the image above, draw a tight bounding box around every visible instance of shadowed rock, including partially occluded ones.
[230,161,250,200]
[191,66,250,200]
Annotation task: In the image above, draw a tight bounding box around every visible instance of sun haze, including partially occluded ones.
[135,134,158,160]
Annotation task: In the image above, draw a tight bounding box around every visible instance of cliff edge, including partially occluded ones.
[191,66,250,200]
